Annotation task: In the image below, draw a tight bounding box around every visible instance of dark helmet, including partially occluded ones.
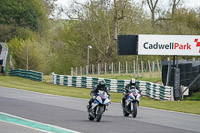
[99,80,106,88]
[130,78,136,86]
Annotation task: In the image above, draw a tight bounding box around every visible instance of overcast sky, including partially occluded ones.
[54,0,200,19]
[56,0,200,8]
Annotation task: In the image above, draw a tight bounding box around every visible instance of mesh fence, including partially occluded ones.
[73,60,162,76]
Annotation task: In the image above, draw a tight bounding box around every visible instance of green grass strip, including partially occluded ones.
[0,113,79,133]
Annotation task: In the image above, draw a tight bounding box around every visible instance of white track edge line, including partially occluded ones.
[0,112,81,133]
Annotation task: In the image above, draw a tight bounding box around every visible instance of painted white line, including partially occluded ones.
[0,120,49,133]
[0,112,81,133]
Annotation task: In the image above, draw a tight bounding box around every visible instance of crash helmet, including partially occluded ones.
[99,80,106,88]
[130,78,136,86]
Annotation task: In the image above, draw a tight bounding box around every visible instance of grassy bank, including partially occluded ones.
[0,76,199,115]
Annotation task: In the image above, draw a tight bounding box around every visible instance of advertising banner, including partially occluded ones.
[138,35,200,56]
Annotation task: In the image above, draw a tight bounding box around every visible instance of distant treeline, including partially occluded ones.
[0,0,200,75]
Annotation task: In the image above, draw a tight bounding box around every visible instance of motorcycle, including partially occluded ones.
[87,90,111,122]
[121,86,141,118]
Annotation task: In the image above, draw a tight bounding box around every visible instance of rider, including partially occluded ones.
[88,79,110,111]
[122,78,141,108]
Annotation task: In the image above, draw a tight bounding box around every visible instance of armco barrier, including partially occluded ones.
[52,73,173,101]
[9,69,43,81]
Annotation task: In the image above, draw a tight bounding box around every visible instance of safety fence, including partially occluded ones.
[9,69,43,82]
[71,60,162,78]
[52,73,173,101]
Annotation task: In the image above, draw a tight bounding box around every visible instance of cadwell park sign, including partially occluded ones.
[138,34,200,56]
[118,34,200,100]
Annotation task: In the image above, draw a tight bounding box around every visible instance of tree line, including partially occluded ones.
[0,0,200,75]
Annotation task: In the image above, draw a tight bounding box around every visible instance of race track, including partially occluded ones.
[0,86,199,133]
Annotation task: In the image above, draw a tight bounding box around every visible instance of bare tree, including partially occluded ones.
[146,0,159,32]
[171,0,181,15]
[104,0,129,63]
[70,0,131,63]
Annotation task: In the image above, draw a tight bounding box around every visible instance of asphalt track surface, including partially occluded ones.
[0,86,200,133]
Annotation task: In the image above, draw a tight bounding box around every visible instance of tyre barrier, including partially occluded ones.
[9,69,43,82]
[52,73,173,101]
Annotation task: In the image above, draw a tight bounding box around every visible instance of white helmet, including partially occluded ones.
[130,78,136,85]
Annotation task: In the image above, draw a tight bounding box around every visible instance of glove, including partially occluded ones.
[123,92,126,95]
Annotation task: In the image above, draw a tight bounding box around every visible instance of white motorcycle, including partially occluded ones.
[122,86,141,118]
[87,91,111,122]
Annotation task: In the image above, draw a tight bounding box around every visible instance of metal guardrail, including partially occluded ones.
[52,72,173,101]
[9,69,43,82]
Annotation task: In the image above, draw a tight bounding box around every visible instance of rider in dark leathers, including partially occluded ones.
[88,80,110,111]
[122,78,142,108]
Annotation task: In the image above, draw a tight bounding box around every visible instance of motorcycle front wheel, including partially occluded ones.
[96,106,104,122]
[132,102,138,118]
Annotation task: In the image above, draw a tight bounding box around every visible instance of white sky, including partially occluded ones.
[54,0,200,19]
[56,0,200,8]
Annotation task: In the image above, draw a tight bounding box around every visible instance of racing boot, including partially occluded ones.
[87,104,92,112]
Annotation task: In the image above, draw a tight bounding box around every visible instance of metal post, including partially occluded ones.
[80,66,82,76]
[148,60,152,78]
[174,55,180,100]
[26,42,29,70]
[141,61,144,77]
[111,62,113,75]
[87,46,92,75]
[105,63,107,74]
[126,61,128,74]
[176,56,178,68]
[173,56,175,69]
[92,64,94,75]
[119,62,120,74]
[71,67,73,76]
[136,55,139,79]
[157,59,161,78]
[166,59,171,86]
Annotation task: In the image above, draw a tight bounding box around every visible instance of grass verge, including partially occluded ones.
[184,92,200,101]
[0,76,199,115]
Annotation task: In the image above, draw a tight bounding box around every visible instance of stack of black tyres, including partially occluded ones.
[179,63,186,86]
[161,62,168,86]
[162,60,200,96]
